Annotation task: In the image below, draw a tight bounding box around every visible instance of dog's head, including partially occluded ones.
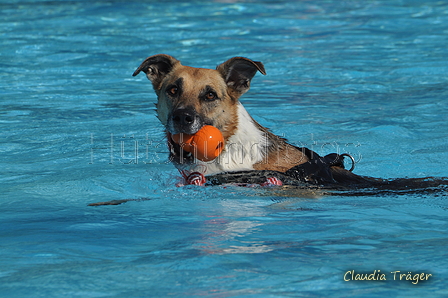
[133,54,265,139]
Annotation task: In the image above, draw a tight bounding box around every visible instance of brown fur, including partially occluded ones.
[253,123,308,172]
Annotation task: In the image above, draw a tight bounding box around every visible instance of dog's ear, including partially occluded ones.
[133,54,180,90]
[217,57,266,96]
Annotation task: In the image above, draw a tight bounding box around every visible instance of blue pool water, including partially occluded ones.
[1,0,448,297]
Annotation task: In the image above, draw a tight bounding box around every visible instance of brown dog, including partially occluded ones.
[133,54,309,183]
[131,54,448,193]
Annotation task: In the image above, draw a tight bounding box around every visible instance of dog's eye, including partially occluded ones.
[205,92,216,101]
[168,86,178,96]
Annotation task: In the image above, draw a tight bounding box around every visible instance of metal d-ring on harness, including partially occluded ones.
[340,153,356,172]
[282,148,358,185]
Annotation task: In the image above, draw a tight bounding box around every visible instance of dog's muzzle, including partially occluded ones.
[169,108,204,135]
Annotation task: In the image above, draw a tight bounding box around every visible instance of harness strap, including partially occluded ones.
[206,148,356,186]
[285,147,354,184]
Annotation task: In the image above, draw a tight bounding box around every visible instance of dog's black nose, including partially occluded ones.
[171,108,203,134]
[172,109,196,126]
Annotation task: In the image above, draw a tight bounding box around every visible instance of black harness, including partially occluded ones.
[285,147,355,184]
[206,147,447,195]
[207,148,356,186]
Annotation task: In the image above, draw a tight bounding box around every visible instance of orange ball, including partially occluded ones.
[171,125,224,162]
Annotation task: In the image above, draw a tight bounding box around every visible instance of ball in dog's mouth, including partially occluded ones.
[171,125,224,162]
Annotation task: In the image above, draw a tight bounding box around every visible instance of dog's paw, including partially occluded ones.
[186,172,206,186]
[261,177,283,187]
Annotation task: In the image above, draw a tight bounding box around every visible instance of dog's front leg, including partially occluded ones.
[177,170,207,187]
[260,177,283,187]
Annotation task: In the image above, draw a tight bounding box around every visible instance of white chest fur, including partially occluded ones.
[193,102,268,175]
